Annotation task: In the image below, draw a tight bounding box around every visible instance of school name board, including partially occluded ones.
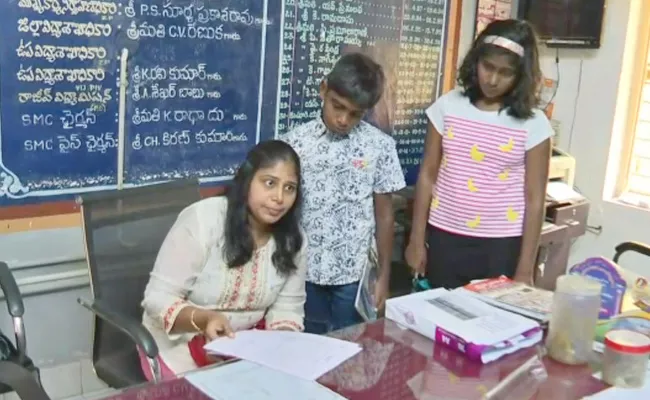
[0,0,448,205]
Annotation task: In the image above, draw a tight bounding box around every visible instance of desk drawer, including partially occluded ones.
[540,223,568,246]
[548,201,589,237]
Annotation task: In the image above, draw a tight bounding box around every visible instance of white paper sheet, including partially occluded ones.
[203,330,362,380]
[585,381,650,399]
[547,181,583,202]
[588,368,650,399]
[186,360,347,400]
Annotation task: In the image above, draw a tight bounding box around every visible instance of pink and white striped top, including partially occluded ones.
[425,89,552,238]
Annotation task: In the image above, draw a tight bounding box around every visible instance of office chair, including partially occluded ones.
[0,262,42,396]
[76,179,201,388]
[0,362,51,400]
[612,241,650,264]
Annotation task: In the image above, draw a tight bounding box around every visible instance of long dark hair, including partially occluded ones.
[457,19,542,119]
[223,140,303,276]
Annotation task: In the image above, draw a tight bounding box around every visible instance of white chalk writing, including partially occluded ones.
[23,132,117,154]
[17,65,105,85]
[18,0,118,16]
[131,84,221,102]
[126,21,241,41]
[130,129,248,150]
[132,3,261,26]
[131,107,225,126]
[18,18,113,38]
[17,88,112,106]
[16,40,107,63]
[131,64,222,84]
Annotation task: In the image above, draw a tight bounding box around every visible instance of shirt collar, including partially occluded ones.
[316,114,360,140]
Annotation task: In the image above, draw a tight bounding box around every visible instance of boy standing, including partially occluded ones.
[282,53,406,333]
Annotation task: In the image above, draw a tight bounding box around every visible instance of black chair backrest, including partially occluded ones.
[78,179,201,387]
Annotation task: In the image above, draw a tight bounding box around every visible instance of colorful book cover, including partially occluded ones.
[593,310,650,344]
[569,256,650,344]
[569,256,650,319]
[463,276,552,319]
[569,257,628,319]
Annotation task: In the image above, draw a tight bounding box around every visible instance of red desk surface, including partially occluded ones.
[102,319,607,400]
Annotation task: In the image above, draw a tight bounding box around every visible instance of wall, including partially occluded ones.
[0,231,91,367]
[535,0,650,275]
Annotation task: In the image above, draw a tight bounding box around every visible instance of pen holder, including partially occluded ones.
[546,275,602,365]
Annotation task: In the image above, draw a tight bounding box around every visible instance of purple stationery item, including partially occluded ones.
[434,326,543,362]
[569,257,627,319]
[385,288,544,364]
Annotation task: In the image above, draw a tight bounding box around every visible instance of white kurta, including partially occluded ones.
[141,196,307,374]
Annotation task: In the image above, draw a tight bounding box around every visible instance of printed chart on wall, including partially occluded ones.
[474,0,512,37]
[0,0,450,206]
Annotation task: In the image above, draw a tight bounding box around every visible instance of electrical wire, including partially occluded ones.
[544,48,560,112]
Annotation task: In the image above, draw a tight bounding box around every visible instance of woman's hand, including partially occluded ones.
[405,241,427,275]
[202,311,235,341]
[273,326,296,331]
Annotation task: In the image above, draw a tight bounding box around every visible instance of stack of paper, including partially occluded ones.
[186,360,347,400]
[547,181,583,202]
[203,330,362,380]
[385,288,543,363]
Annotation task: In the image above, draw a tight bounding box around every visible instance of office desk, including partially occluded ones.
[100,319,607,400]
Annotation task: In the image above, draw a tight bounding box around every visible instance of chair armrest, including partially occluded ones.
[0,262,27,363]
[0,361,49,400]
[77,298,159,359]
[613,241,650,263]
[0,262,24,317]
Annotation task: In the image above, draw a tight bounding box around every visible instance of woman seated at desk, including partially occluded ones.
[139,140,307,380]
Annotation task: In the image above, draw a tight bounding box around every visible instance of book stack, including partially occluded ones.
[385,288,543,364]
[459,276,553,323]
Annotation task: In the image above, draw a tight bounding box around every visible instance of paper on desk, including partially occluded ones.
[584,370,650,399]
[547,181,583,202]
[186,360,346,400]
[203,330,362,380]
[386,289,542,363]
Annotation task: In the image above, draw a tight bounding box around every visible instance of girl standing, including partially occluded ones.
[405,19,552,288]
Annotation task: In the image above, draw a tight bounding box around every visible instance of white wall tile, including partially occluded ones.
[79,359,107,394]
[39,361,81,400]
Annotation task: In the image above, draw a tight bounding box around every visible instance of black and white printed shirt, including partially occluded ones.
[281,118,406,285]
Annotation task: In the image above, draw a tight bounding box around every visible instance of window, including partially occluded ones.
[618,2,650,202]
[626,57,650,196]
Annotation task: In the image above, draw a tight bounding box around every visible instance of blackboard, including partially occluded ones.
[0,0,450,206]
